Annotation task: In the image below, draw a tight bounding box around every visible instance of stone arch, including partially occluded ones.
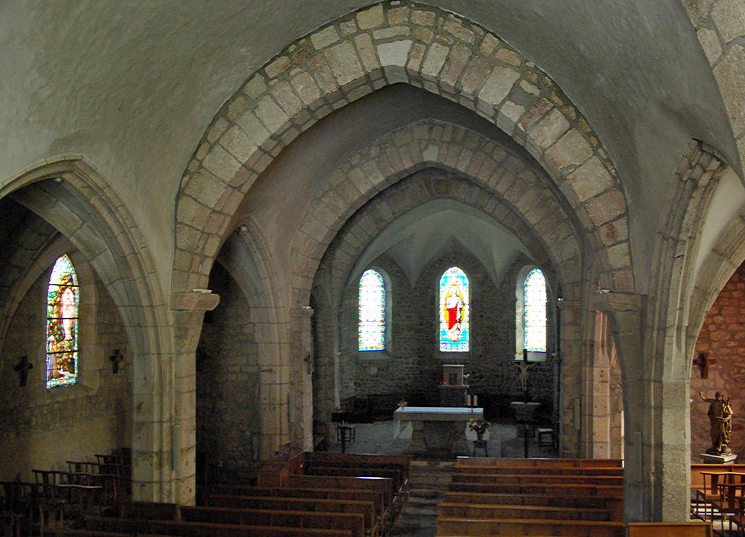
[174,1,632,296]
[291,120,581,306]
[0,157,177,501]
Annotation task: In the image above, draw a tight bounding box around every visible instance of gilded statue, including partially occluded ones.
[699,391,733,455]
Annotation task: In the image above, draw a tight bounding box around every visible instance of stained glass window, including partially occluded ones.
[46,254,79,388]
[524,268,547,353]
[358,269,385,351]
[439,267,469,352]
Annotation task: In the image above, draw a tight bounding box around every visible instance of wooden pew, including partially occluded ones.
[118,500,179,520]
[287,475,395,513]
[450,472,623,486]
[206,494,379,536]
[627,521,713,537]
[452,465,624,476]
[303,452,410,511]
[443,491,624,522]
[147,519,353,537]
[303,466,407,510]
[439,501,612,521]
[448,481,624,499]
[87,514,355,537]
[455,457,623,469]
[86,515,150,534]
[206,486,388,529]
[180,505,365,537]
[436,517,625,536]
[304,453,410,488]
[45,530,131,537]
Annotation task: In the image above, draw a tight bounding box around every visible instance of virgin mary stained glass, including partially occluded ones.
[358,269,385,351]
[524,268,547,353]
[439,267,469,352]
[46,255,79,387]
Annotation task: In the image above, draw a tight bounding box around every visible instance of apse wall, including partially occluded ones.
[0,257,131,479]
[333,250,556,423]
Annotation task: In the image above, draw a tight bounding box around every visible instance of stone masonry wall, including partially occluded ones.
[691,261,745,459]
[197,262,261,481]
[0,264,131,480]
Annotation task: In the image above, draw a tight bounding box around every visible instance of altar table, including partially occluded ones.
[393,406,484,456]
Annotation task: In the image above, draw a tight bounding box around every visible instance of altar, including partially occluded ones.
[393,406,484,457]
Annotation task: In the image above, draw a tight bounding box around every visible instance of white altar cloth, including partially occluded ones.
[393,406,484,438]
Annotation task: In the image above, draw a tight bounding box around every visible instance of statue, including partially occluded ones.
[699,391,733,455]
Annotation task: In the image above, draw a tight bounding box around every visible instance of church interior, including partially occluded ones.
[3,0,745,531]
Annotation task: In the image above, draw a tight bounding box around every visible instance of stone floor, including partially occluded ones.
[328,420,559,537]
[329,419,559,459]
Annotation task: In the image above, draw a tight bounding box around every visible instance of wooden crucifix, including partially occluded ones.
[14,355,33,387]
[513,349,537,396]
[109,349,124,374]
[693,352,715,379]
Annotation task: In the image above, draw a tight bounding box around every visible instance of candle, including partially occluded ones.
[474,395,478,407]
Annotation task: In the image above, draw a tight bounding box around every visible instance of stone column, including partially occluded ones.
[290,306,315,452]
[169,290,220,505]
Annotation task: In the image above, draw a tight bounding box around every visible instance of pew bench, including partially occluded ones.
[180,505,366,537]
[205,494,379,537]
[287,475,395,515]
[438,502,613,522]
[436,517,625,536]
[455,457,623,469]
[146,519,354,537]
[626,521,713,537]
[448,481,624,499]
[206,487,388,531]
[450,472,623,486]
[452,465,624,476]
[443,491,624,521]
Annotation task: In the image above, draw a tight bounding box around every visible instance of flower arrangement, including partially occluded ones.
[468,418,490,436]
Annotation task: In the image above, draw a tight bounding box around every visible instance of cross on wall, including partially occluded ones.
[693,352,716,379]
[14,355,33,387]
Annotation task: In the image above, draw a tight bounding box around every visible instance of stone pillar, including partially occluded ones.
[169,290,220,505]
[290,306,315,452]
[659,378,691,520]
[589,311,613,458]
[254,305,290,459]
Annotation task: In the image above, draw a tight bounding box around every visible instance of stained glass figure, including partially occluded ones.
[439,267,469,352]
[358,269,385,351]
[524,268,547,353]
[46,255,79,387]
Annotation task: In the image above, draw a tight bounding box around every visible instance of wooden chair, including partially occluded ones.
[694,471,733,521]
[714,474,745,534]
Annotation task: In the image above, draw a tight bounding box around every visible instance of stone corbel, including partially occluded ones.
[170,289,221,312]
[592,290,642,313]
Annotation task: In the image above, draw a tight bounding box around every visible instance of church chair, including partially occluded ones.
[694,470,733,522]
[713,474,745,534]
